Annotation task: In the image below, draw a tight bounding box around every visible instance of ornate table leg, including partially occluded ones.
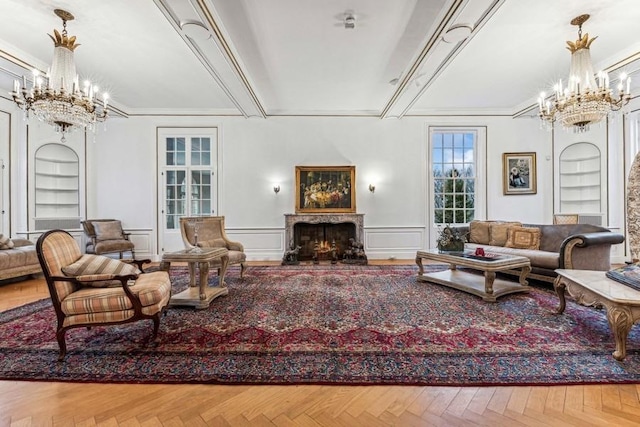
[188,262,197,287]
[553,276,567,314]
[484,271,496,294]
[606,305,634,361]
[218,254,229,287]
[519,265,531,286]
[159,260,170,272]
[415,255,424,276]
[198,261,209,300]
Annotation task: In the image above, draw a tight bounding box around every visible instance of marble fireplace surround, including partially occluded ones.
[284,213,364,250]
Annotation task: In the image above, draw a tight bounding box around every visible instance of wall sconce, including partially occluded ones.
[273,184,281,194]
[368,184,375,193]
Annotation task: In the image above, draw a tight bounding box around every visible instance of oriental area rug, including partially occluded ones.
[1,264,640,386]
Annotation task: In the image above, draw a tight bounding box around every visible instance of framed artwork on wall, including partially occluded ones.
[503,152,537,195]
[295,166,356,213]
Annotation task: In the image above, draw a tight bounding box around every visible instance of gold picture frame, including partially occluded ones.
[503,152,537,195]
[295,166,356,213]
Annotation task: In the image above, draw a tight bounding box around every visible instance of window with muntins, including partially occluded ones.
[432,131,476,225]
[164,136,213,230]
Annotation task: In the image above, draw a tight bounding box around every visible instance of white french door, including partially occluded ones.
[157,128,218,253]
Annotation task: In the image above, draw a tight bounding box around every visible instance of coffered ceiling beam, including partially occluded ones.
[154,0,266,118]
[381,0,504,119]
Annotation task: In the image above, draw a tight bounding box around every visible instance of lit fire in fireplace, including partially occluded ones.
[313,239,338,264]
[314,240,335,253]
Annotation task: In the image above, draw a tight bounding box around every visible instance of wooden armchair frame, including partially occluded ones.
[36,230,171,361]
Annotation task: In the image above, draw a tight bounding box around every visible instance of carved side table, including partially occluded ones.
[161,247,229,309]
[555,269,640,361]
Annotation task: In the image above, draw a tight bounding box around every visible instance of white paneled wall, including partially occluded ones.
[81,114,563,261]
[1,111,627,262]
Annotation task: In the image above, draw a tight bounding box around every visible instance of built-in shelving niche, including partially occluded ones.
[559,142,602,220]
[34,143,80,229]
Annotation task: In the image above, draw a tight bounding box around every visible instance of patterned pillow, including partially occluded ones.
[93,221,124,241]
[489,222,522,246]
[0,234,14,250]
[62,254,140,278]
[505,226,541,250]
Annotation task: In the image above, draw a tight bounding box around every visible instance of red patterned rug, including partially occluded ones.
[1,264,640,385]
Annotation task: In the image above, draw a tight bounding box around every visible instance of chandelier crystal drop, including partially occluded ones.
[538,14,631,133]
[10,9,108,142]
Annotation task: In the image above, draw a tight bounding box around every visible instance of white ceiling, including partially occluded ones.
[0,0,639,118]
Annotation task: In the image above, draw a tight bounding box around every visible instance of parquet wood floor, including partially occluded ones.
[1,262,639,426]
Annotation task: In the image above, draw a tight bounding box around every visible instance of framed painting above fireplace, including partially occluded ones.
[295,166,356,213]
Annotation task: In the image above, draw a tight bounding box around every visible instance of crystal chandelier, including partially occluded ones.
[538,14,631,133]
[10,9,108,142]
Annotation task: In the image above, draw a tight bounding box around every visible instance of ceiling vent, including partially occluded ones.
[442,24,472,43]
[344,13,356,29]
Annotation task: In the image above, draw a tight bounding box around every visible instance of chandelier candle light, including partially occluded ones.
[538,14,631,133]
[10,9,108,142]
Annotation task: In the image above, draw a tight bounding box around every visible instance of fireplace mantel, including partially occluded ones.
[284,213,364,249]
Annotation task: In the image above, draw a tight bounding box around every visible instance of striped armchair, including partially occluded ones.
[36,230,172,361]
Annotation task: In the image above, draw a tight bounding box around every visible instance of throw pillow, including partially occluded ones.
[489,221,522,246]
[62,254,140,283]
[0,234,14,250]
[93,220,124,241]
[468,220,493,244]
[505,226,541,250]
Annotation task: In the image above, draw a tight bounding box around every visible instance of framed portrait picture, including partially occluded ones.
[295,166,356,213]
[503,152,537,195]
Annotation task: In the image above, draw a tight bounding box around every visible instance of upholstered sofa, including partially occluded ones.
[450,220,625,283]
[0,238,42,281]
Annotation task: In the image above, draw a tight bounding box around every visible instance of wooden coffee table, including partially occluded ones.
[416,249,531,302]
[161,247,229,309]
[555,269,640,361]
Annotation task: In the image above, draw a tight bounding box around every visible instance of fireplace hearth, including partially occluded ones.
[284,213,365,262]
[295,222,353,261]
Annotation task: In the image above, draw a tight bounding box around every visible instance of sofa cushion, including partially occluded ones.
[0,234,14,250]
[505,226,541,250]
[62,254,140,287]
[489,222,522,246]
[93,220,125,241]
[465,243,559,270]
[469,221,493,244]
[0,249,26,269]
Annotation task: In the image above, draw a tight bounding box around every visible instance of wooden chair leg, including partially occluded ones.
[151,315,160,341]
[56,329,67,362]
[240,263,246,279]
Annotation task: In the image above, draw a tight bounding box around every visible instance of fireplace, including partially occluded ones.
[284,214,364,262]
[294,222,355,260]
